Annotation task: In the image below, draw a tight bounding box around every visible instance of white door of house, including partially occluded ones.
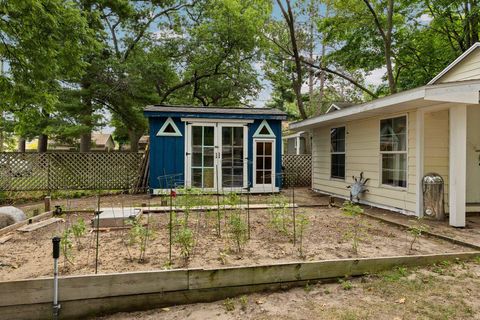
[185,122,247,191]
[253,139,276,191]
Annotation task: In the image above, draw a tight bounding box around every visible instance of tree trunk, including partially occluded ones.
[18,137,25,152]
[277,0,308,119]
[385,0,396,94]
[128,130,142,153]
[80,81,93,153]
[80,132,91,152]
[38,134,48,153]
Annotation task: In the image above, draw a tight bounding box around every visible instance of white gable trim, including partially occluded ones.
[325,104,341,113]
[253,120,275,138]
[428,42,480,85]
[156,117,182,137]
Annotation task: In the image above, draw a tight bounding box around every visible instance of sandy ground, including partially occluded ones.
[0,203,470,281]
[365,206,480,247]
[97,259,480,320]
[11,188,328,218]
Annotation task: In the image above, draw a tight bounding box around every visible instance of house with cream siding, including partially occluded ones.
[290,42,480,228]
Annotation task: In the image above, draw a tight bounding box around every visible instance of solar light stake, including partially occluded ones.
[52,236,61,320]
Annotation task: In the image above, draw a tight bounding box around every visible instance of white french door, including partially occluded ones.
[185,122,247,191]
[253,139,276,191]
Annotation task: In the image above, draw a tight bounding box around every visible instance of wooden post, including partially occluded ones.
[44,196,51,212]
[449,104,467,227]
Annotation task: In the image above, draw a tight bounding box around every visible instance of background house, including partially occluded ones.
[291,43,480,228]
[144,105,287,194]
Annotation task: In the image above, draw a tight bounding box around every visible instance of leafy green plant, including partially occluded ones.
[228,212,248,252]
[223,298,235,311]
[176,187,202,224]
[268,194,292,237]
[60,228,74,265]
[127,218,155,261]
[408,218,429,252]
[175,225,195,261]
[71,217,86,248]
[339,278,353,290]
[295,213,309,258]
[239,295,248,311]
[342,201,367,255]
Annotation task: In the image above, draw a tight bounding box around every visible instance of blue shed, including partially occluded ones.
[144,105,288,194]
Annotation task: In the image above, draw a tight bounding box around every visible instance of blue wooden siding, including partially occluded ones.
[147,114,283,190]
[149,117,185,190]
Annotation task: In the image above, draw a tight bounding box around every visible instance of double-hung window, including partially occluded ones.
[330,126,346,179]
[380,116,407,188]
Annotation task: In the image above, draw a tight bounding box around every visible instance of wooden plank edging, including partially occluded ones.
[0,210,53,237]
[0,252,478,308]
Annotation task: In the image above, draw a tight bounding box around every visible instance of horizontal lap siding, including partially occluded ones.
[439,50,480,83]
[312,111,417,213]
[424,110,449,212]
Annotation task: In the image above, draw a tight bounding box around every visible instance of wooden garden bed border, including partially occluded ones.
[0,252,478,320]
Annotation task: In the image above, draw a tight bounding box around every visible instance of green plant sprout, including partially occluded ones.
[295,212,309,258]
[341,201,367,255]
[268,194,292,237]
[127,217,155,261]
[60,228,74,265]
[408,218,429,252]
[228,211,248,252]
[175,224,194,262]
[71,217,86,248]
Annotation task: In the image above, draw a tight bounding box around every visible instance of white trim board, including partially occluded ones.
[181,118,254,124]
[253,120,275,138]
[156,117,182,137]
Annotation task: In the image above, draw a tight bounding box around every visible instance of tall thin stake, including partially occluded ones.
[247,185,250,239]
[95,211,100,274]
[216,163,221,237]
[292,175,296,247]
[169,177,173,265]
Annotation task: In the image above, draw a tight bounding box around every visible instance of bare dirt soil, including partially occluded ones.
[0,202,471,281]
[97,259,480,320]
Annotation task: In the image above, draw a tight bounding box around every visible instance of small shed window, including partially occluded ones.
[253,120,275,138]
[380,115,407,188]
[330,127,345,179]
[156,117,182,137]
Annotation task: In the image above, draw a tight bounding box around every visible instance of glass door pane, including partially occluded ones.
[191,125,215,188]
[222,126,244,188]
[255,141,273,185]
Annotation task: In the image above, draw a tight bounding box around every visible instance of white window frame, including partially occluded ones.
[253,120,275,138]
[184,122,217,190]
[156,117,182,137]
[184,120,249,192]
[330,125,346,181]
[217,123,248,192]
[252,138,276,192]
[379,114,408,189]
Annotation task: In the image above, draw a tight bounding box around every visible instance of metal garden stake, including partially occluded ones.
[52,236,61,320]
[94,210,101,274]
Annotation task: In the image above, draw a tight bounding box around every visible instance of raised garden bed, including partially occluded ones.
[0,202,472,281]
